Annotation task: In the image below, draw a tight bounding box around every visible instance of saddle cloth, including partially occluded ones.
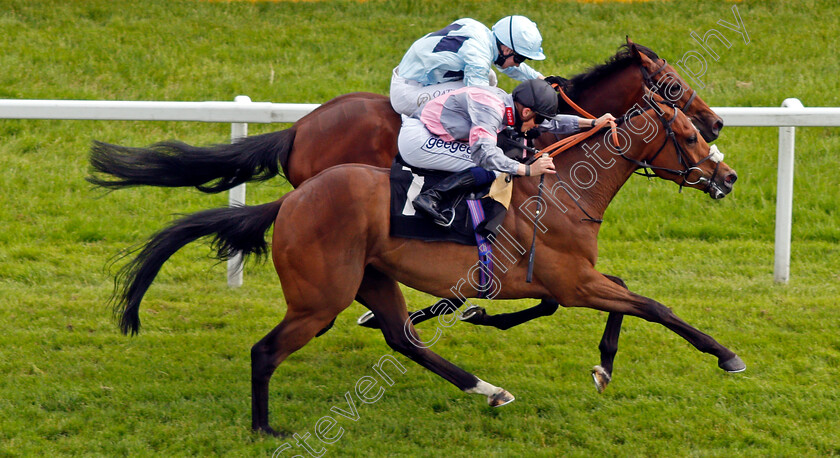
[389,158,506,245]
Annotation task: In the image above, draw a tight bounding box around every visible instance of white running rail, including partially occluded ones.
[2,97,837,284]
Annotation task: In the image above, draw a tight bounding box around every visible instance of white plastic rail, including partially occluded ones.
[1,97,838,284]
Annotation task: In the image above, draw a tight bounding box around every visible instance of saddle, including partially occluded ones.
[389,156,511,297]
[389,156,498,245]
[389,126,533,245]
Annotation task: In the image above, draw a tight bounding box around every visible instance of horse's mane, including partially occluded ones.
[557,42,660,104]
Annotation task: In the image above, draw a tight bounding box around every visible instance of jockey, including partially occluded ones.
[390,16,547,117]
[400,79,615,226]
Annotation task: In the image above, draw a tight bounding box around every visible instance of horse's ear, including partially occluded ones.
[626,37,641,60]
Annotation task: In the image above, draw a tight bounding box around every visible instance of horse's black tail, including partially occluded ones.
[114,198,285,335]
[87,128,296,193]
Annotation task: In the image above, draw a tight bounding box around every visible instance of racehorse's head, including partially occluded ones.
[620,94,736,200]
[628,38,725,143]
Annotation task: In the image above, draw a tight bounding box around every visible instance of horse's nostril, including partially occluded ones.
[724,171,738,188]
[710,119,724,139]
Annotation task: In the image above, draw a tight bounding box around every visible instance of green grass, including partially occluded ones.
[1,0,839,455]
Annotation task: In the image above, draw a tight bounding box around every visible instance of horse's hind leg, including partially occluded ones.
[251,263,360,436]
[356,297,466,329]
[250,307,343,436]
[357,267,515,407]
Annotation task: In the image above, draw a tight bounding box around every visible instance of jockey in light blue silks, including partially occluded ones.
[390,16,547,117]
[400,79,615,226]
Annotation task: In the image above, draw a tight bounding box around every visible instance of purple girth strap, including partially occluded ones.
[467,199,494,299]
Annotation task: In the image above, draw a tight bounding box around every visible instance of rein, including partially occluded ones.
[551,78,720,194]
[544,83,620,159]
[519,70,720,279]
[617,93,723,195]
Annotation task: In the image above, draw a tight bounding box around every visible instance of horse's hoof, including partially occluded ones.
[488,389,515,407]
[591,365,611,393]
[719,355,746,373]
[460,305,486,323]
[254,425,286,438]
[356,311,380,329]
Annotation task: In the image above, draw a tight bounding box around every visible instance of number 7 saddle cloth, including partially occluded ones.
[388,157,509,246]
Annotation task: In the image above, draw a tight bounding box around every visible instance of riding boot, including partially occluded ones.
[412,169,477,226]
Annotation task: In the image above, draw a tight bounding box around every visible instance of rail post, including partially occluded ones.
[774,98,802,283]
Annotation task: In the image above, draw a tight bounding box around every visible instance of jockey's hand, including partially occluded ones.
[595,113,616,125]
[523,154,556,176]
[544,75,568,87]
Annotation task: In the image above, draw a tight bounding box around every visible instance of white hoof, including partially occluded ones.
[466,379,515,407]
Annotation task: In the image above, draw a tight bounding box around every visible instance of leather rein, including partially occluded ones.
[538,57,721,194]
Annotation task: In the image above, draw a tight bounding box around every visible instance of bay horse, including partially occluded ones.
[107,95,743,436]
[87,40,723,193]
[88,40,724,339]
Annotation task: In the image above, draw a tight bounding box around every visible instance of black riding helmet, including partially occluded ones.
[511,79,558,120]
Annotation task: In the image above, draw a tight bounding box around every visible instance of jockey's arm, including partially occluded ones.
[468,128,555,177]
[540,113,616,134]
[498,62,544,82]
[461,41,494,86]
[468,129,521,175]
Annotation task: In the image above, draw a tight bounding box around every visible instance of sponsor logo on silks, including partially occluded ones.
[422,137,470,155]
[505,106,515,126]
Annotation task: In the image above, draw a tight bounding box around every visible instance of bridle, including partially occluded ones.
[615,92,725,198]
[521,87,725,282]
[640,57,698,116]
[546,71,725,198]
[529,87,727,210]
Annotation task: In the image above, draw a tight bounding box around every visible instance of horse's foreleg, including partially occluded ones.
[357,268,514,407]
[571,272,745,376]
[592,311,623,393]
[461,299,559,330]
[591,275,627,393]
[360,296,559,332]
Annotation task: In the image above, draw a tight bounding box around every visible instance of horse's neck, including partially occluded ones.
[561,140,638,218]
[570,65,645,117]
[516,131,651,227]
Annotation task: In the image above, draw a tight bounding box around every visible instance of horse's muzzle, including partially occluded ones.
[706,169,737,199]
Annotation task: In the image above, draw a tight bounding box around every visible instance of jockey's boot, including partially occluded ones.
[412,169,477,227]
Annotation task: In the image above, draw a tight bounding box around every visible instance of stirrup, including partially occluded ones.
[435,208,456,227]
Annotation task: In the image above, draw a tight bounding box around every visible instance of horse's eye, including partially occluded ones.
[687,135,698,144]
[667,84,683,99]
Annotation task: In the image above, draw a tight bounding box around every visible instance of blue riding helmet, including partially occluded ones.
[492,16,546,61]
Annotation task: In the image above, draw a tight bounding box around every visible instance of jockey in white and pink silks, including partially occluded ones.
[400,79,615,226]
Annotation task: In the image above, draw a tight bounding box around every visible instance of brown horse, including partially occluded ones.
[108,95,743,435]
[88,40,724,342]
[87,40,722,193]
